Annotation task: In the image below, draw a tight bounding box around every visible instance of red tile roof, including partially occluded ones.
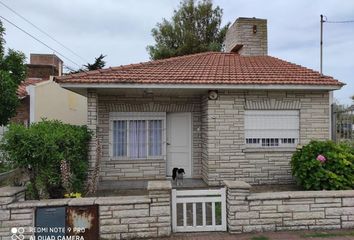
[55,52,343,87]
[17,78,48,98]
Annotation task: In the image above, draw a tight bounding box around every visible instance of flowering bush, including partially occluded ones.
[316,154,326,163]
[291,140,354,190]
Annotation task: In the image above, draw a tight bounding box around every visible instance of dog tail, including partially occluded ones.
[172,168,178,180]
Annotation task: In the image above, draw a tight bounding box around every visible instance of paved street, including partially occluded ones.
[159,230,354,240]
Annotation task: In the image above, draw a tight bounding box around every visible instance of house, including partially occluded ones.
[55,18,343,186]
[11,54,87,126]
[0,54,87,162]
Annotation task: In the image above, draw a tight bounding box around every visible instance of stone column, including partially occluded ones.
[0,186,26,239]
[224,180,252,234]
[201,91,246,186]
[87,89,98,169]
[147,181,172,237]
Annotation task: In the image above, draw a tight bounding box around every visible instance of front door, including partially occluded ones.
[166,112,192,178]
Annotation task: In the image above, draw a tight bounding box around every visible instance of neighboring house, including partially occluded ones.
[55,18,343,186]
[11,54,87,126]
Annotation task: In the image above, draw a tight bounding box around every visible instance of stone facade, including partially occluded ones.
[225,181,354,233]
[96,92,202,181]
[0,181,171,240]
[224,17,268,55]
[242,150,294,185]
[201,91,245,186]
[86,89,330,185]
[201,90,330,186]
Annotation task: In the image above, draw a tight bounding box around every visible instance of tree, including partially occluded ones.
[84,54,106,71]
[147,0,230,60]
[0,21,27,126]
[69,54,106,73]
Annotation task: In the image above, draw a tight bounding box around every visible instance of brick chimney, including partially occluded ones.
[224,17,267,56]
[26,53,63,79]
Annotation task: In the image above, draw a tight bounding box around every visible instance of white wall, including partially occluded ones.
[28,78,87,125]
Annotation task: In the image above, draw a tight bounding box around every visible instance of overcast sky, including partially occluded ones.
[1,0,353,104]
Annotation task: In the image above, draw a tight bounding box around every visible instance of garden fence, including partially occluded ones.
[331,104,354,143]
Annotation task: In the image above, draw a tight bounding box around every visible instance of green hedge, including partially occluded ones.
[0,120,91,199]
[291,140,354,190]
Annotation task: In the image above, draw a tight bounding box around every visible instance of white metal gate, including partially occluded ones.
[171,188,226,232]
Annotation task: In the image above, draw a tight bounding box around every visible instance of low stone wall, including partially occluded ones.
[0,181,171,240]
[2,180,354,238]
[225,180,354,233]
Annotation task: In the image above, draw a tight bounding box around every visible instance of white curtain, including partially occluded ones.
[129,120,146,158]
[149,120,162,156]
[113,119,162,158]
[113,120,126,156]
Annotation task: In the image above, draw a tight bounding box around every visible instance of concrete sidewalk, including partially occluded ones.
[159,230,354,240]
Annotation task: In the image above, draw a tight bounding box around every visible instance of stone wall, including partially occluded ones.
[242,150,294,184]
[202,90,330,186]
[225,181,354,233]
[2,180,353,238]
[0,181,171,240]
[96,92,202,181]
[87,89,98,169]
[99,181,171,239]
[0,187,29,240]
[201,91,245,186]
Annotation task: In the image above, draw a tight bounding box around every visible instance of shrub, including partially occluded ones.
[0,120,91,199]
[0,161,13,173]
[291,140,354,190]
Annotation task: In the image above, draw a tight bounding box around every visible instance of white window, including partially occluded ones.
[245,110,299,147]
[109,112,166,160]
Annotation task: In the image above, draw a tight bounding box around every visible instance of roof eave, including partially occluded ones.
[59,83,343,91]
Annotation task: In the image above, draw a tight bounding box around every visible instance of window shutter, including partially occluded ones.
[245,110,299,147]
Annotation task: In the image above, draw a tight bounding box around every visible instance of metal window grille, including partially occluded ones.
[332,104,354,143]
[245,110,299,147]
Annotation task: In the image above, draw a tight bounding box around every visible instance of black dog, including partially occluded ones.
[172,168,185,186]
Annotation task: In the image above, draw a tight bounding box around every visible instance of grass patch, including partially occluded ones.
[302,231,354,238]
[251,236,270,240]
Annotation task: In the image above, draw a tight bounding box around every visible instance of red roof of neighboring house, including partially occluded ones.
[55,52,343,87]
[17,78,48,98]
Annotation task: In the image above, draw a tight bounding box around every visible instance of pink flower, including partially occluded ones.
[316,154,326,163]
